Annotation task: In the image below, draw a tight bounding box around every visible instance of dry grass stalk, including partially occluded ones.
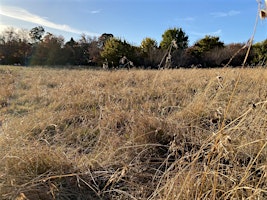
[0,66,267,199]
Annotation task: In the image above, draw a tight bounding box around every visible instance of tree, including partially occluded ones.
[0,27,31,65]
[158,28,189,68]
[140,37,160,68]
[140,37,158,53]
[64,35,101,66]
[219,43,250,67]
[185,35,224,67]
[30,32,65,65]
[88,38,101,66]
[75,34,92,65]
[0,27,18,64]
[193,35,224,54]
[29,26,45,43]
[252,39,267,66]
[160,28,188,50]
[100,38,135,67]
[98,33,114,49]
[64,37,79,65]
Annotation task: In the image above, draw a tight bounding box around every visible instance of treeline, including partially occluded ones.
[0,26,267,68]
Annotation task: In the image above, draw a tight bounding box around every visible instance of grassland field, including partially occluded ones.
[0,66,267,199]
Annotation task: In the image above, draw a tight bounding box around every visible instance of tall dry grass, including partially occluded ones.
[0,66,266,199]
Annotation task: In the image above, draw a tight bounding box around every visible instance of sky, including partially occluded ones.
[1,0,267,46]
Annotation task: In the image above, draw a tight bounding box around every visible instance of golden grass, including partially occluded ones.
[0,66,267,199]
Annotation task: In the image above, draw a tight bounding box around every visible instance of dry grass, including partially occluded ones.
[0,66,267,199]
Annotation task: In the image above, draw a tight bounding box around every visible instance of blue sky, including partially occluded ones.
[1,0,267,46]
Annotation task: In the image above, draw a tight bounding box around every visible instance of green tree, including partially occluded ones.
[160,28,188,50]
[100,37,135,67]
[140,37,158,53]
[140,37,160,68]
[187,35,225,67]
[194,35,224,53]
[252,39,267,65]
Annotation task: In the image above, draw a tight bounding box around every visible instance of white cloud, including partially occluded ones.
[190,29,222,37]
[0,6,100,37]
[211,10,241,18]
[90,9,101,14]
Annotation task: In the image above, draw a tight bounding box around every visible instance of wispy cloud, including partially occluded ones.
[90,9,101,14]
[210,10,241,18]
[211,29,222,36]
[190,29,222,37]
[0,6,99,36]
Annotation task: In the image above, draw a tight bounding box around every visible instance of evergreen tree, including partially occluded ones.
[160,28,188,50]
